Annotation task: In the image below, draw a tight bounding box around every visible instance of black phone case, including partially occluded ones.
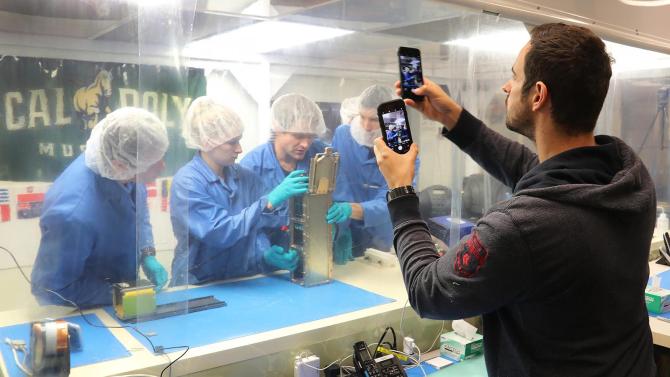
[397,47,424,102]
[377,99,413,155]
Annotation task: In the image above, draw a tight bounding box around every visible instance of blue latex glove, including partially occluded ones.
[267,170,309,208]
[326,202,353,224]
[141,256,168,291]
[333,225,353,265]
[263,245,299,272]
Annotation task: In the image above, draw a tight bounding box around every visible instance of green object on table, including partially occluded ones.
[112,282,157,320]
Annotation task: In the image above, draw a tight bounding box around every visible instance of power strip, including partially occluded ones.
[294,355,320,377]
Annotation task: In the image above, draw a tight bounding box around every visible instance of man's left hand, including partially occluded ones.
[326,202,353,224]
[373,138,419,189]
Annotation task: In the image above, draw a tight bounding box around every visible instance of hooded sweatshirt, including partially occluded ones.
[388,109,656,377]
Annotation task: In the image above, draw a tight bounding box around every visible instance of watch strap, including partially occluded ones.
[386,185,416,202]
[140,246,156,262]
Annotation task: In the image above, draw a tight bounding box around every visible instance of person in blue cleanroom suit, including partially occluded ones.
[327,85,419,260]
[240,93,328,250]
[169,97,307,286]
[30,108,170,308]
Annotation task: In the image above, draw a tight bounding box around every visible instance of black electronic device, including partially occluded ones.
[418,185,452,219]
[353,341,382,377]
[397,47,424,102]
[462,173,512,220]
[352,341,407,377]
[659,232,670,266]
[378,99,413,154]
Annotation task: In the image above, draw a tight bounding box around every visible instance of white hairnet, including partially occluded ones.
[271,93,327,136]
[85,107,169,181]
[358,84,395,111]
[339,97,359,125]
[182,96,244,151]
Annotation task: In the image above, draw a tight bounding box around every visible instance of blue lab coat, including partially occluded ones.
[31,155,153,308]
[331,125,394,255]
[169,153,282,285]
[239,140,327,249]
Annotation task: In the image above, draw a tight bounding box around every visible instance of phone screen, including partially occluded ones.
[381,106,412,153]
[399,54,424,94]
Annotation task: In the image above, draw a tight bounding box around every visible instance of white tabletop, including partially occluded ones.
[4,258,669,376]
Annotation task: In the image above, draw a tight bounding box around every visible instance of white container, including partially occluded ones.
[656,211,669,238]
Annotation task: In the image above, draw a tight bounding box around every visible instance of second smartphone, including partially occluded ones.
[397,46,424,102]
[378,99,413,154]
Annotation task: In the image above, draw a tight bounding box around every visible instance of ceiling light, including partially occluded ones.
[618,0,670,6]
[443,30,530,53]
[184,21,353,59]
[606,40,670,72]
[125,0,176,8]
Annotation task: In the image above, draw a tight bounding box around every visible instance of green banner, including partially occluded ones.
[0,57,206,181]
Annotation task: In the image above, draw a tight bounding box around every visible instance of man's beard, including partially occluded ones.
[505,100,535,141]
[350,117,381,147]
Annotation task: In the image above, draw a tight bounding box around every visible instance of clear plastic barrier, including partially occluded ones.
[0,0,667,375]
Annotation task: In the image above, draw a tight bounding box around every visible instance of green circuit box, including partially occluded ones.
[113,281,156,320]
[645,287,670,314]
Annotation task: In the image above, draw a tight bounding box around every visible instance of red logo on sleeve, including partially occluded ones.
[454,232,488,278]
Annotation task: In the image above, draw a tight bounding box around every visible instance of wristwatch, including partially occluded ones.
[140,246,156,262]
[386,185,416,202]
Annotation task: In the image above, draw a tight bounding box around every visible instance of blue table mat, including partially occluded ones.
[648,268,670,318]
[105,274,395,352]
[0,313,129,377]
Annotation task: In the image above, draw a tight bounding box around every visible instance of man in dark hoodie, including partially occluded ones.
[373,23,656,376]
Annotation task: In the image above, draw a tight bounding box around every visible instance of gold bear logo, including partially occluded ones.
[74,69,113,129]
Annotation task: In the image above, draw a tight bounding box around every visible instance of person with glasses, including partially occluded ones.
[240,93,328,251]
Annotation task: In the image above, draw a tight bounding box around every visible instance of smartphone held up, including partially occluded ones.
[378,99,413,154]
[397,46,424,102]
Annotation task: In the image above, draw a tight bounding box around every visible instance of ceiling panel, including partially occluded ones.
[0,9,128,39]
[282,0,471,32]
[196,0,334,19]
[379,12,522,42]
[0,0,127,19]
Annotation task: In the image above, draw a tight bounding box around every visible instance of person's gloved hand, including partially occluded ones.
[267,170,309,208]
[141,256,168,291]
[333,225,353,265]
[326,202,352,224]
[263,245,299,272]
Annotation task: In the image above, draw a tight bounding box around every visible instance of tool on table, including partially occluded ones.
[113,280,226,323]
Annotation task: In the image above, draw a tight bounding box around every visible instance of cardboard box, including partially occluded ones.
[440,331,483,360]
[645,287,670,314]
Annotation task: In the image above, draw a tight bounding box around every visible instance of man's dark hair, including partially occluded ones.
[523,23,613,134]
